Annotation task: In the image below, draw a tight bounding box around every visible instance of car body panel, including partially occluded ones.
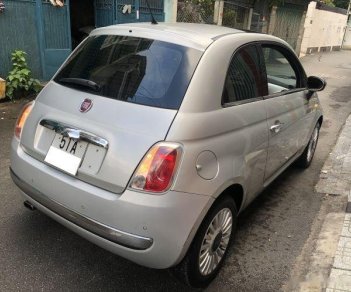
[10,23,324,270]
[20,81,177,193]
[91,22,244,51]
[263,90,313,180]
[167,101,268,208]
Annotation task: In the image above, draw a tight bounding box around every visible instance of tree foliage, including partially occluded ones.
[322,0,349,8]
[333,0,349,9]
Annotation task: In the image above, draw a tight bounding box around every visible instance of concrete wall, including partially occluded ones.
[343,16,351,49]
[164,0,177,22]
[300,1,347,56]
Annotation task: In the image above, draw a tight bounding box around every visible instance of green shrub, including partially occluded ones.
[6,50,42,99]
[222,9,237,27]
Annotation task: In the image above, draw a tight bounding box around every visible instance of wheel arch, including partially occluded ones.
[215,183,245,213]
[175,183,245,267]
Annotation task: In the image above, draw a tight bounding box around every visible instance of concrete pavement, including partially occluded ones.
[321,116,351,292]
[293,110,351,291]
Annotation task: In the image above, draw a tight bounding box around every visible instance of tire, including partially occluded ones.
[296,122,320,168]
[170,196,238,288]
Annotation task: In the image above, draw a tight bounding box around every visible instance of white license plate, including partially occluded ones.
[44,134,88,175]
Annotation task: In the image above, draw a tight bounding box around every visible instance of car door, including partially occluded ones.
[260,43,312,182]
[221,44,269,204]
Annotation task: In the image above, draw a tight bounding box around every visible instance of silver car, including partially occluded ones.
[10,23,325,287]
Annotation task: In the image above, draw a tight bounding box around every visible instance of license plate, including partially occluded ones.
[44,134,88,175]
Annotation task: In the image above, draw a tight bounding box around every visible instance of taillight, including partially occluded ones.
[14,101,34,139]
[130,142,182,193]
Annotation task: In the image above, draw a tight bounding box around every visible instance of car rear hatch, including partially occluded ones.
[19,34,202,193]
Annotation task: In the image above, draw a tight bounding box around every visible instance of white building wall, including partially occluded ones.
[164,0,177,22]
[300,1,347,56]
[343,16,351,49]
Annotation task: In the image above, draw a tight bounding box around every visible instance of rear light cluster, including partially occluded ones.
[130,142,182,193]
[15,101,34,139]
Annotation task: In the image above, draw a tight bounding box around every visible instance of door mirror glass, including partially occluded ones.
[307,76,326,92]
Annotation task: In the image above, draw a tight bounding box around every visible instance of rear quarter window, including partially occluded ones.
[54,35,203,110]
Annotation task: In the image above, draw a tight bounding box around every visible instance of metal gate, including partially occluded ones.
[0,0,42,78]
[0,0,71,80]
[222,1,250,30]
[95,0,164,27]
[40,0,71,80]
[95,0,114,27]
[272,6,304,50]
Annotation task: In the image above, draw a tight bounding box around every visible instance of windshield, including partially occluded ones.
[54,35,203,110]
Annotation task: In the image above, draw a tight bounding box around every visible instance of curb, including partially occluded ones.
[320,116,351,291]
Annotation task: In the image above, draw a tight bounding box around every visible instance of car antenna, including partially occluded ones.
[145,0,158,25]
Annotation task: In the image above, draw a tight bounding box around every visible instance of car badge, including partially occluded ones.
[80,98,93,113]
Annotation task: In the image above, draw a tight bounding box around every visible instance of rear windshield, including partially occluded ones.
[54,35,203,110]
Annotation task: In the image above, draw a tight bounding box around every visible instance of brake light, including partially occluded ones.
[15,101,34,139]
[130,142,182,193]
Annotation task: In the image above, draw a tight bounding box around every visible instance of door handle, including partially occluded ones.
[40,119,109,149]
[270,122,284,133]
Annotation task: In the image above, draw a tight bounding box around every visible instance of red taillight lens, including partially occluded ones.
[130,143,182,193]
[14,101,34,139]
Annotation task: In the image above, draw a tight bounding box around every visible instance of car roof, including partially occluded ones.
[91,22,245,51]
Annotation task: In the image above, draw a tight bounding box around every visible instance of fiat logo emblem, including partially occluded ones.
[79,98,93,113]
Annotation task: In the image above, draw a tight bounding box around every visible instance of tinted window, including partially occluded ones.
[263,47,298,94]
[54,35,202,110]
[222,45,266,104]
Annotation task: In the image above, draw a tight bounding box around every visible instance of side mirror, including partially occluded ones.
[307,76,326,92]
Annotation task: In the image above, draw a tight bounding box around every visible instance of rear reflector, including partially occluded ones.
[15,101,34,139]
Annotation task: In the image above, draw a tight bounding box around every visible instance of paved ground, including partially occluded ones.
[320,116,351,292]
[285,114,351,292]
[0,50,351,291]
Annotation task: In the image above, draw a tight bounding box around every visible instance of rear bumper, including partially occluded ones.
[10,169,153,250]
[10,138,213,269]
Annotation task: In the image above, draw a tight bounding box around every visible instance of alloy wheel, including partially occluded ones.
[307,126,319,162]
[198,208,233,276]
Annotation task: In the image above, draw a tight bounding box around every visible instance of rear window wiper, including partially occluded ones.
[58,78,101,92]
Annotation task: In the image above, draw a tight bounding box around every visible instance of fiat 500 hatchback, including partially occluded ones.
[10,23,325,287]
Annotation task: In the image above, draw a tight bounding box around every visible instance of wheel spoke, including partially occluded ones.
[204,233,212,241]
[222,217,232,234]
[204,255,212,274]
[200,250,209,261]
[214,252,220,266]
[200,252,209,270]
[209,222,216,234]
[200,242,211,253]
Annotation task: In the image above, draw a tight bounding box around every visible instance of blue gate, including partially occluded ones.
[95,0,164,27]
[39,0,71,80]
[0,0,42,78]
[95,0,114,27]
[0,0,71,80]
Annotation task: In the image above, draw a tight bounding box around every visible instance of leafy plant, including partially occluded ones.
[222,9,237,27]
[6,50,42,99]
